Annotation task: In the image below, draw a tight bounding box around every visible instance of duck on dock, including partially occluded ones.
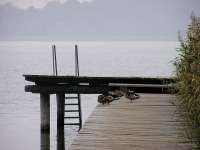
[125,89,140,102]
[108,90,124,100]
[98,89,140,104]
[98,94,106,104]
[104,95,114,104]
[98,94,114,105]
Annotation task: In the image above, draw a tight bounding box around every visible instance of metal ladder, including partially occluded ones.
[64,45,82,130]
[64,93,82,130]
[52,44,82,130]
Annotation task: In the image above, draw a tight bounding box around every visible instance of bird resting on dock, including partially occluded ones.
[98,94,114,105]
[108,90,124,100]
[125,89,140,102]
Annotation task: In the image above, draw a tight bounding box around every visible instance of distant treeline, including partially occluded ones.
[174,14,200,126]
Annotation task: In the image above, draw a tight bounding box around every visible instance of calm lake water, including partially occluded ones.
[0,41,179,150]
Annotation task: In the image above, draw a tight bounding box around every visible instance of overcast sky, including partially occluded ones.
[0,0,200,41]
[0,0,93,9]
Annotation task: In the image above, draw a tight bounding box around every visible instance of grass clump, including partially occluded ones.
[174,14,200,126]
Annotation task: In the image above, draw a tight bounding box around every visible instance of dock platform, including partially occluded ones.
[69,94,193,150]
[24,75,175,131]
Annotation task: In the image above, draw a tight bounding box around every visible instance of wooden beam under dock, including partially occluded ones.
[23,75,174,85]
[24,75,175,94]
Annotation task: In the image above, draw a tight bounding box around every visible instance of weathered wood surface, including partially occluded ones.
[69,94,193,150]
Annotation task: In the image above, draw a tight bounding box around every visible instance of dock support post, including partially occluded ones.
[57,124,65,150]
[56,93,65,127]
[40,93,50,132]
[41,131,50,150]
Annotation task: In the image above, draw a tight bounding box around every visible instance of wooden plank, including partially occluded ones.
[25,85,111,94]
[69,94,194,150]
[24,84,172,94]
[23,75,174,85]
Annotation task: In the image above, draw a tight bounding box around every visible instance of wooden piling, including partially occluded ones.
[40,93,50,132]
[41,131,50,150]
[56,93,65,127]
[57,124,65,150]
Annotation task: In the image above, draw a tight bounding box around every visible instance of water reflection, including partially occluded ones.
[40,126,65,150]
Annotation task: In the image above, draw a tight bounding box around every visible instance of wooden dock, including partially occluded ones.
[23,75,196,149]
[69,94,193,150]
[24,75,174,131]
[23,46,196,149]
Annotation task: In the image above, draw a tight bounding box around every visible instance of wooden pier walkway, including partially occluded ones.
[69,94,193,150]
[24,75,175,131]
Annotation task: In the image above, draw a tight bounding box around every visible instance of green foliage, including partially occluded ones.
[175,14,200,125]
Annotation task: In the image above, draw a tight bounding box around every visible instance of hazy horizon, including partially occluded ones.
[0,0,200,41]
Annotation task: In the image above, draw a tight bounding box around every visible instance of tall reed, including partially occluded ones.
[174,14,200,126]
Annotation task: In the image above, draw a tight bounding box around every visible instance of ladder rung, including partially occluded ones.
[65,97,78,99]
[64,117,79,119]
[64,123,80,126]
[65,110,79,112]
[65,103,78,105]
